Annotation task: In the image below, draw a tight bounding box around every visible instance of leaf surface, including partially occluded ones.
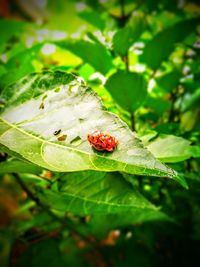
[0,71,176,178]
[0,19,26,46]
[147,134,191,162]
[105,70,147,112]
[141,18,200,69]
[39,171,160,215]
[113,12,146,56]
[0,158,42,174]
[59,40,113,74]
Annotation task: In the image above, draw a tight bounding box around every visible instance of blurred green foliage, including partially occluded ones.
[0,0,200,266]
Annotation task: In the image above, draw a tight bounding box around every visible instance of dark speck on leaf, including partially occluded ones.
[57,135,67,141]
[70,136,82,146]
[42,94,47,101]
[54,129,61,136]
[54,87,60,93]
[16,60,20,68]
[39,102,44,109]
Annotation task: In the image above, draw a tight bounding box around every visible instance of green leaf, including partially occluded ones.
[174,173,188,189]
[147,134,191,163]
[16,239,66,267]
[0,19,26,46]
[145,96,171,114]
[39,171,160,215]
[105,70,147,112]
[0,71,176,179]
[78,10,105,30]
[156,70,181,92]
[59,40,113,74]
[0,44,43,88]
[88,210,173,239]
[141,18,200,69]
[180,88,200,112]
[0,158,42,174]
[15,212,55,233]
[187,146,200,158]
[113,13,146,56]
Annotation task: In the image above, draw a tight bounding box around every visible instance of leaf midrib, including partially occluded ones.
[0,117,124,171]
[0,117,170,176]
[48,190,157,211]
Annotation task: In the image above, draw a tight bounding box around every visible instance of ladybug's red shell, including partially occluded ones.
[87,131,118,152]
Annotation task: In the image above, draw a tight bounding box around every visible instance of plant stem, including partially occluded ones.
[119,0,135,131]
[130,112,135,131]
[120,0,125,19]
[13,173,95,246]
[123,54,129,71]
[14,173,113,266]
[119,0,127,27]
[168,87,179,122]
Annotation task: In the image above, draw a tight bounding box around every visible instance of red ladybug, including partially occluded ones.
[87,130,118,152]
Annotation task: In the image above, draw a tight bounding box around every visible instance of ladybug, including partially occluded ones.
[87,130,118,152]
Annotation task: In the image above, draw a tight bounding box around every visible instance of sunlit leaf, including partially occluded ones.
[0,44,43,87]
[147,134,191,162]
[59,40,113,74]
[0,71,176,179]
[180,88,200,112]
[78,10,105,30]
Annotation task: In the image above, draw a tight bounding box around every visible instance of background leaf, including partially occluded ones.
[113,12,146,56]
[156,70,181,92]
[105,70,147,112]
[39,171,161,215]
[147,134,192,162]
[140,18,200,69]
[0,19,26,46]
[16,239,66,267]
[78,10,105,30]
[0,158,42,174]
[59,40,113,74]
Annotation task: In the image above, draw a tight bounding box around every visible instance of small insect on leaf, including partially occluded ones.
[54,129,61,136]
[42,94,47,101]
[57,134,67,141]
[39,102,45,109]
[70,136,82,146]
[87,130,118,152]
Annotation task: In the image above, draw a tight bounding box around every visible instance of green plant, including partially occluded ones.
[0,1,200,266]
